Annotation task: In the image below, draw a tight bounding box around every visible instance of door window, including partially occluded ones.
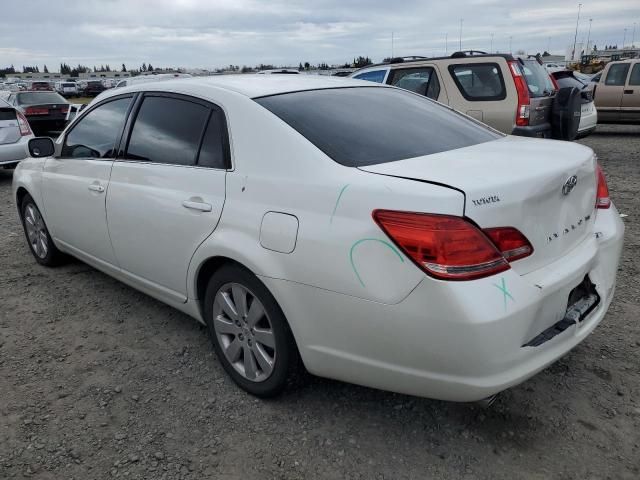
[353,70,387,83]
[448,63,506,101]
[388,68,441,100]
[197,111,229,169]
[126,95,209,166]
[61,96,132,158]
[605,64,630,86]
[628,64,640,86]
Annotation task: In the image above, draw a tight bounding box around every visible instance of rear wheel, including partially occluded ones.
[204,264,299,397]
[20,194,65,266]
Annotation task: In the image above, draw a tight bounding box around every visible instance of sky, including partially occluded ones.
[1,0,639,71]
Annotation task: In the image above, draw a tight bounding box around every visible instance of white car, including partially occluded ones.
[0,98,34,169]
[54,81,79,97]
[12,76,624,402]
[551,70,598,137]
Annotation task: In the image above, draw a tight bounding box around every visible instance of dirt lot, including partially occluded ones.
[1,125,639,480]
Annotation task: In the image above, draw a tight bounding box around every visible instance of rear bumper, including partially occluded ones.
[511,122,552,138]
[263,206,624,402]
[577,107,598,136]
[0,135,31,165]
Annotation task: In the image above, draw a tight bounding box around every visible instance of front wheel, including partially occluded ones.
[20,194,65,266]
[204,265,299,397]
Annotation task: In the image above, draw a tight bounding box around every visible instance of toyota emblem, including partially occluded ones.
[562,175,578,195]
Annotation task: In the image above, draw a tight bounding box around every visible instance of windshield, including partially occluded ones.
[17,92,66,105]
[255,87,501,167]
[520,60,555,97]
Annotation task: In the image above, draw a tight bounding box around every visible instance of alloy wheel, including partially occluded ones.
[24,204,48,259]
[212,282,276,382]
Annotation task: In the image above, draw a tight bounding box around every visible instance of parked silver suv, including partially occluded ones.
[350,52,583,140]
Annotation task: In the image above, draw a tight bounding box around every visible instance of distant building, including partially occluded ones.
[78,72,131,79]
[11,71,132,81]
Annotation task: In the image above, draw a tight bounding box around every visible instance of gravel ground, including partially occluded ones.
[1,124,639,479]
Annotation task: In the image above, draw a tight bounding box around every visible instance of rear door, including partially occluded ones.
[106,93,228,300]
[386,65,448,104]
[620,62,640,122]
[596,63,630,122]
[444,59,514,132]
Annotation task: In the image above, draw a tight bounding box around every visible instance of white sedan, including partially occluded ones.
[12,75,624,402]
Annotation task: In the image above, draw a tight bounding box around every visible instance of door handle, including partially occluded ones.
[88,183,105,193]
[624,90,634,94]
[182,200,212,212]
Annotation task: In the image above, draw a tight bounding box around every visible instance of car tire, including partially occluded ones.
[204,264,300,397]
[20,194,65,266]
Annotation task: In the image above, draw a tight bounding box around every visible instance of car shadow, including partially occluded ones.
[0,169,14,185]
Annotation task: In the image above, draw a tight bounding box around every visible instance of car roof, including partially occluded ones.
[351,53,516,75]
[97,74,379,99]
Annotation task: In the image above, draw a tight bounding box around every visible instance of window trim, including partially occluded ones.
[119,91,232,170]
[447,62,507,102]
[59,93,136,160]
[387,66,440,100]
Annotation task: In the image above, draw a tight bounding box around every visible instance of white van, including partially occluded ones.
[54,81,78,97]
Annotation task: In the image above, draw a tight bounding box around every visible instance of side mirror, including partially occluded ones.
[28,137,55,158]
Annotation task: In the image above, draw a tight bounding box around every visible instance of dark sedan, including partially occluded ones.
[6,91,69,135]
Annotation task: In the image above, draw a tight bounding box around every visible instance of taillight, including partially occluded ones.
[16,111,32,136]
[24,107,48,115]
[508,60,531,127]
[596,164,611,209]
[372,210,510,281]
[483,227,533,262]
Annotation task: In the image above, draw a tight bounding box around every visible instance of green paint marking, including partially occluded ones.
[349,238,404,287]
[492,277,514,311]
[329,184,350,225]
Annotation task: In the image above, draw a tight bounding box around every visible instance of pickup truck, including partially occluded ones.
[594,59,640,124]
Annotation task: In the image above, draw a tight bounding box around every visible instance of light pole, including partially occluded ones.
[572,3,582,61]
[509,36,513,53]
[547,36,551,54]
[623,28,627,49]
[445,32,448,54]
[633,22,636,48]
[391,31,394,58]
[586,18,592,52]
[490,33,494,53]
[459,19,463,51]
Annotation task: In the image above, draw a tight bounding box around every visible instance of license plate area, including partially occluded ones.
[523,275,600,347]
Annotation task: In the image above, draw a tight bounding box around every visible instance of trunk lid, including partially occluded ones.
[0,107,20,145]
[359,136,597,274]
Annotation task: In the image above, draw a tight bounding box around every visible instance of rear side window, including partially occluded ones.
[62,97,132,159]
[126,96,209,166]
[629,64,640,86]
[448,63,506,101]
[520,60,555,97]
[389,68,440,100]
[605,64,630,86]
[197,111,229,169]
[353,70,387,83]
[256,87,501,167]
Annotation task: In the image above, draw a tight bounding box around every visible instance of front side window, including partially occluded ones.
[61,96,132,158]
[256,87,501,167]
[126,95,209,166]
[605,64,630,86]
[449,63,506,101]
[628,64,640,86]
[389,67,440,100]
[353,70,387,83]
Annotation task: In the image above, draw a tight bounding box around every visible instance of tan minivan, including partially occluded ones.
[350,52,583,140]
[594,59,640,124]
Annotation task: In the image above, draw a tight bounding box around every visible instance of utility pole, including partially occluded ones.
[623,28,627,49]
[586,18,592,52]
[445,32,448,54]
[490,33,494,53]
[391,31,394,58]
[459,19,463,51]
[572,3,582,61]
[633,23,637,48]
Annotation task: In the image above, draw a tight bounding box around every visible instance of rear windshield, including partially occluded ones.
[553,74,585,90]
[62,83,76,87]
[17,92,66,105]
[32,82,50,86]
[520,60,555,97]
[255,87,501,167]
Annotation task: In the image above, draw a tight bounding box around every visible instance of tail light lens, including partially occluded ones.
[483,227,533,262]
[596,164,611,209]
[16,111,32,136]
[24,107,48,115]
[373,210,510,281]
[508,60,531,127]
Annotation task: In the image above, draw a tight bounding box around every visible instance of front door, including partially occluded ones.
[42,95,134,266]
[596,63,631,122]
[620,63,640,123]
[106,93,228,300]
